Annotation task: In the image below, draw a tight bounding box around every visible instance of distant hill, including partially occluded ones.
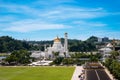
[0,36,32,53]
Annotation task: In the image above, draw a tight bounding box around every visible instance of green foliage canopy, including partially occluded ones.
[5,50,32,65]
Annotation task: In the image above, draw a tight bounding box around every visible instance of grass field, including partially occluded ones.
[0,66,75,80]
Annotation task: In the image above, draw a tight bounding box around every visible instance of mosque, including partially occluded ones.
[44,33,69,59]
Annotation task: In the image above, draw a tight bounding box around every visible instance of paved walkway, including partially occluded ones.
[104,67,114,80]
[71,66,84,80]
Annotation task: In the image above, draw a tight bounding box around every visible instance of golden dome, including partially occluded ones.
[54,36,61,42]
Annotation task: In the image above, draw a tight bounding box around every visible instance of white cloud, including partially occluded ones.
[0,3,107,20]
[73,21,107,27]
[0,16,16,22]
[0,1,119,21]
[34,0,76,6]
[0,1,118,34]
[40,7,107,20]
[3,19,71,32]
[0,4,40,16]
[0,5,107,34]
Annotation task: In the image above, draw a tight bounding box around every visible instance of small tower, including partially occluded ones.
[112,39,116,51]
[44,44,47,59]
[64,33,68,56]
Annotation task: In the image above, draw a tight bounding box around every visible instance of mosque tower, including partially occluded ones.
[64,33,68,55]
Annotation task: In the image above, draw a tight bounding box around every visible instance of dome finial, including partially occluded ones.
[54,36,60,42]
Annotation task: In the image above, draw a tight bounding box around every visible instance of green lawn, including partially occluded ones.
[0,66,75,80]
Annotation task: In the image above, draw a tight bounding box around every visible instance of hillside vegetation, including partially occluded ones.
[0,36,32,53]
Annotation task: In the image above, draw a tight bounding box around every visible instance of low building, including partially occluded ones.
[98,43,113,62]
[30,51,45,60]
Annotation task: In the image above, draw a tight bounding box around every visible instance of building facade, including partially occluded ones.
[45,33,69,59]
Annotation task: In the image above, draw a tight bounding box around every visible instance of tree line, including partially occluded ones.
[0,36,34,53]
[51,51,102,66]
[5,50,32,65]
[104,51,120,79]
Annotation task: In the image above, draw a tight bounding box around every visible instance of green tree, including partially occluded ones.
[53,57,63,65]
[64,52,66,58]
[110,51,120,59]
[89,53,99,62]
[5,50,32,65]
[0,36,32,53]
[62,58,74,65]
[52,51,59,58]
[105,58,113,69]
[104,53,120,79]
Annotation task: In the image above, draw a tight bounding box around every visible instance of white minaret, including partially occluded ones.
[44,44,47,59]
[64,33,68,55]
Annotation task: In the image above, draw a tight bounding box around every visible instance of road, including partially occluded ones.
[86,69,111,80]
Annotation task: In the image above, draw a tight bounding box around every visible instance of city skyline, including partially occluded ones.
[0,0,120,41]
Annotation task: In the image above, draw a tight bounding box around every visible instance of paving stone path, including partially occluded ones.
[71,66,84,80]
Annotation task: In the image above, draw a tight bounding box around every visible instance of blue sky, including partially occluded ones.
[0,0,120,41]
